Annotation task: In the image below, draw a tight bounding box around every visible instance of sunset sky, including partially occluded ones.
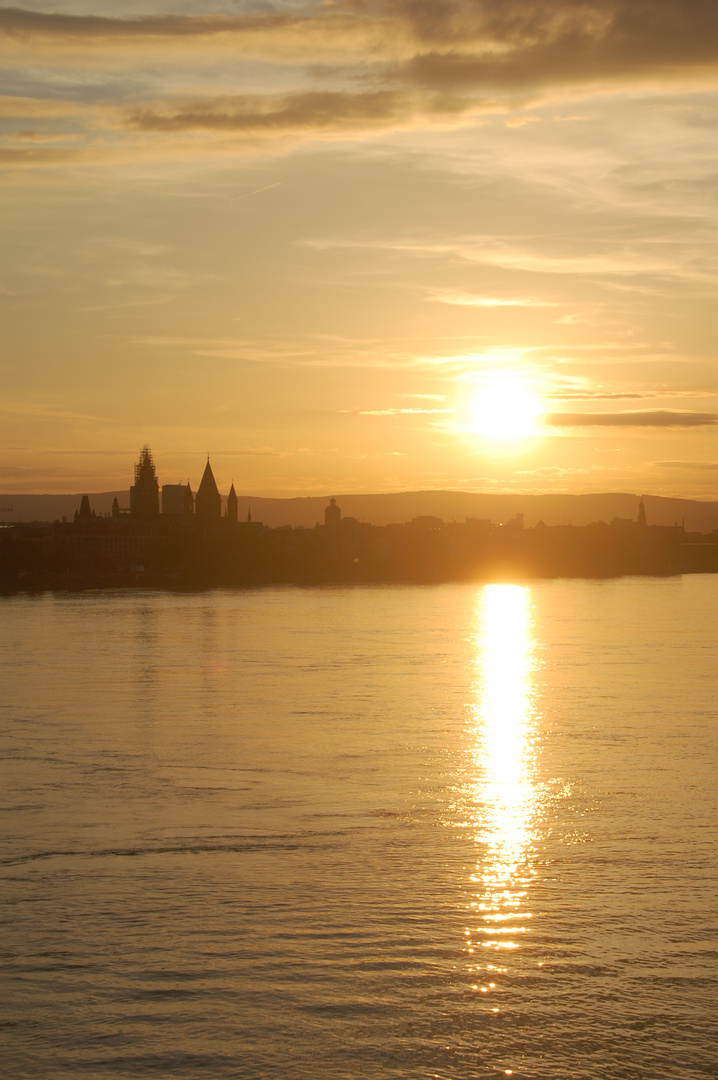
[1,0,716,498]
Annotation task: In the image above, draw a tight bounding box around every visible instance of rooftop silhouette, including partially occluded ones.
[2,447,717,593]
[195,457,222,522]
[130,445,160,519]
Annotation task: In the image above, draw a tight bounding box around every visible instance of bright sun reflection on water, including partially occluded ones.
[465,584,538,965]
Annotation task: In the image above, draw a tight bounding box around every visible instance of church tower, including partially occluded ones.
[325,497,341,528]
[130,445,160,519]
[227,483,238,524]
[637,498,647,528]
[195,457,221,521]
[75,494,95,528]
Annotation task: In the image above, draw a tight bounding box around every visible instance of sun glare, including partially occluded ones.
[468,375,544,441]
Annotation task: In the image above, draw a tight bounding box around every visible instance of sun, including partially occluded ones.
[467,374,544,441]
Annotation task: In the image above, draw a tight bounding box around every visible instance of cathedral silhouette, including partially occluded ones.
[121,445,238,523]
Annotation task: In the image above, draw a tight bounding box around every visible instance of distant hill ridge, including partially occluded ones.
[1,491,717,532]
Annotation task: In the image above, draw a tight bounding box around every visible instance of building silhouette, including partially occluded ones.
[195,458,222,521]
[74,494,95,526]
[124,446,233,524]
[162,482,194,517]
[6,451,714,592]
[227,483,238,524]
[325,497,341,527]
[130,446,160,519]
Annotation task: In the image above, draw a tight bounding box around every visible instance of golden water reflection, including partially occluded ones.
[465,584,538,968]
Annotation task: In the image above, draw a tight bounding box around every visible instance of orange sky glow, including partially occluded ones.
[1,0,716,498]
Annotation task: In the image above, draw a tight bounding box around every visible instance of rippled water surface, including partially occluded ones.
[1,578,716,1079]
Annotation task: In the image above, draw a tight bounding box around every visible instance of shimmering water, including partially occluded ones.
[1,578,716,1079]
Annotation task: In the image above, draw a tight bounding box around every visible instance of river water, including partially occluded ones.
[1,577,716,1079]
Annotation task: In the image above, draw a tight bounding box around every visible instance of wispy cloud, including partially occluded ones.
[517,465,603,477]
[652,459,718,469]
[0,401,107,422]
[132,333,426,369]
[353,407,453,416]
[427,291,559,308]
[309,234,717,287]
[0,96,88,118]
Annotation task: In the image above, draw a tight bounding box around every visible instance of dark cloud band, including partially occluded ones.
[0,8,298,39]
[128,91,413,134]
[546,410,718,427]
[2,0,715,90]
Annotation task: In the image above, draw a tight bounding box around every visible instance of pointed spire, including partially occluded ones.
[195,457,221,520]
[76,494,93,530]
[227,482,238,524]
